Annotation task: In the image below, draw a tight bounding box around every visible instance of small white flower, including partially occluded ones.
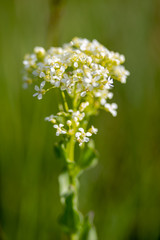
[60,66,65,73]
[104,76,113,89]
[55,81,60,87]
[22,82,28,89]
[84,78,92,85]
[45,115,56,123]
[79,101,89,112]
[33,81,46,100]
[72,111,85,125]
[50,67,55,73]
[100,98,106,105]
[108,92,113,99]
[80,91,86,97]
[39,72,46,78]
[53,124,67,136]
[34,46,45,56]
[75,128,92,146]
[90,126,98,134]
[32,70,39,77]
[23,37,129,142]
[105,103,118,117]
[66,120,72,126]
[74,62,78,68]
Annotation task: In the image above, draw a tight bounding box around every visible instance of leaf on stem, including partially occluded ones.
[59,193,82,233]
[54,141,67,163]
[59,170,70,203]
[78,140,99,172]
[79,212,98,240]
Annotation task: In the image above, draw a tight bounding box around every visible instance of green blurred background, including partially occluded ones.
[0,0,160,239]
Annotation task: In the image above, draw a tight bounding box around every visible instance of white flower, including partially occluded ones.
[72,111,85,126]
[90,126,98,134]
[100,98,106,105]
[22,82,28,89]
[45,115,56,124]
[79,101,89,112]
[33,81,46,100]
[39,72,46,78]
[104,76,113,89]
[80,91,86,97]
[34,46,45,56]
[108,92,113,99]
[23,37,129,144]
[66,120,72,126]
[112,66,130,83]
[105,103,118,117]
[23,54,37,69]
[53,124,67,136]
[74,62,78,68]
[75,128,92,146]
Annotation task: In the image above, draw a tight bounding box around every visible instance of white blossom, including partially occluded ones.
[34,46,45,56]
[45,115,56,124]
[79,102,89,112]
[90,126,98,134]
[33,81,46,100]
[105,103,118,117]
[75,128,92,146]
[23,37,129,146]
[66,120,72,126]
[53,124,67,136]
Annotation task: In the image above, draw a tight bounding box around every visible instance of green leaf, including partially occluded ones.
[54,141,66,162]
[87,227,97,240]
[79,213,98,240]
[59,193,82,233]
[78,140,98,171]
[58,171,70,203]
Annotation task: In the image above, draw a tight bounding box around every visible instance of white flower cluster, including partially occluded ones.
[23,37,129,146]
[44,104,98,146]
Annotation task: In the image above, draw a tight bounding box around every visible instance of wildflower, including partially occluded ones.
[105,103,118,117]
[89,126,98,134]
[79,102,89,112]
[34,46,46,58]
[23,37,129,146]
[104,76,114,89]
[23,37,129,240]
[33,81,46,100]
[72,111,85,126]
[80,91,87,97]
[66,120,72,127]
[75,128,92,146]
[53,124,67,136]
[45,115,56,124]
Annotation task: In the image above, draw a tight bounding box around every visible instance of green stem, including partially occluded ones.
[68,134,75,162]
[61,91,69,112]
[60,96,81,239]
[67,138,79,240]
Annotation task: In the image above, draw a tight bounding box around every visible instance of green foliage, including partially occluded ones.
[59,170,70,201]
[58,140,99,238]
[59,193,82,233]
[78,141,98,172]
[54,141,67,163]
[79,214,98,240]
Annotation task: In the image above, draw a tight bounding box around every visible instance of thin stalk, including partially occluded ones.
[66,98,79,240]
[66,135,79,240]
[61,91,69,112]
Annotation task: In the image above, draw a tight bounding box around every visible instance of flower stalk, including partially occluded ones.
[23,37,129,239]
